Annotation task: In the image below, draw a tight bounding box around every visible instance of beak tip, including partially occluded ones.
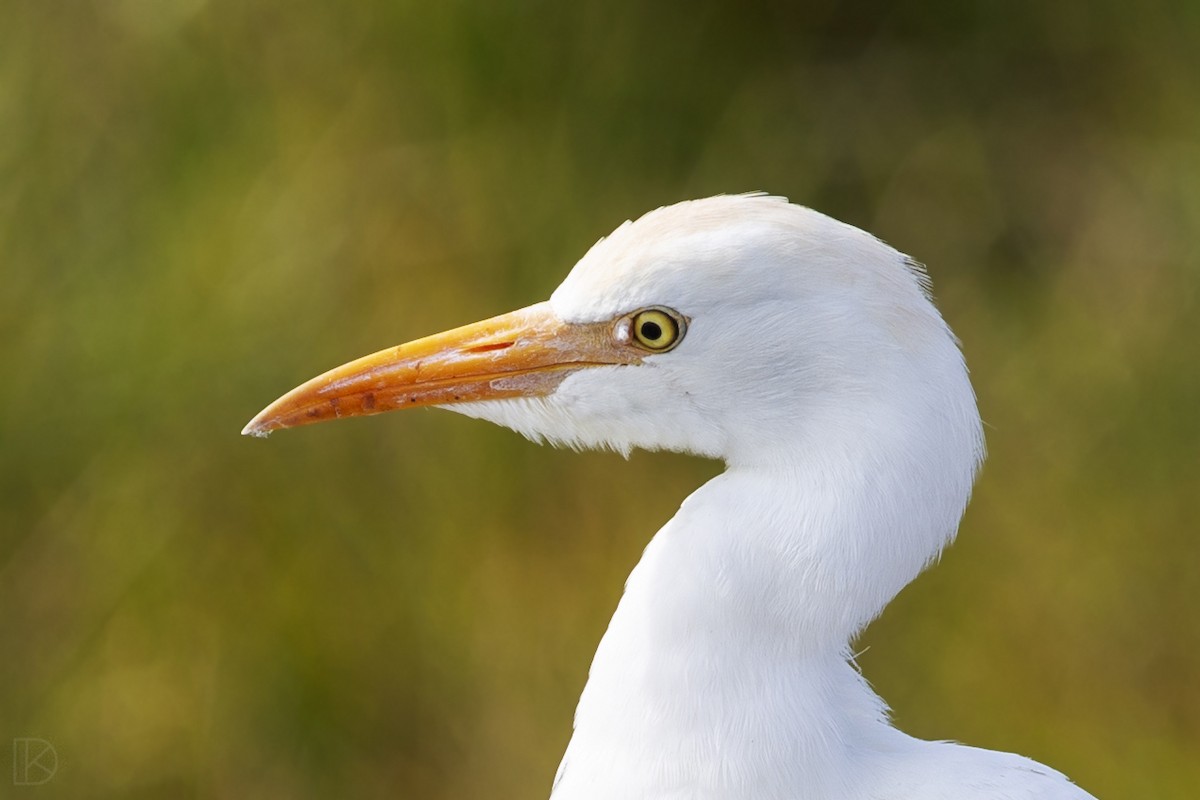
[241,415,275,438]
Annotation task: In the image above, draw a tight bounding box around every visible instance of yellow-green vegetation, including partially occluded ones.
[2,2,1197,797]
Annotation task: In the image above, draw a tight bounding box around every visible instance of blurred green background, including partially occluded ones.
[2,1,1198,797]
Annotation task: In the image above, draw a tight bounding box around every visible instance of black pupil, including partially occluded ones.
[640,320,663,341]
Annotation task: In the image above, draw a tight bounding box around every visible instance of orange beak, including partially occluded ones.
[242,302,640,437]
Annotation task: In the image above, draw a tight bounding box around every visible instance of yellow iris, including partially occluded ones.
[631,308,683,352]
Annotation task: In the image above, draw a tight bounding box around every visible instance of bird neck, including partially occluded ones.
[553,451,959,797]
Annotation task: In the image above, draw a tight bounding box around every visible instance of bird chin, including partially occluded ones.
[439,393,726,460]
[437,395,621,454]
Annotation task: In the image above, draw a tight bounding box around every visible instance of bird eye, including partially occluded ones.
[628,307,684,352]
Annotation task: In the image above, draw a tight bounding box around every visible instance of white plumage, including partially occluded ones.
[246,194,1096,799]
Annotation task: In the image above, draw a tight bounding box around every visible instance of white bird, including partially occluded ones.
[244,194,1097,800]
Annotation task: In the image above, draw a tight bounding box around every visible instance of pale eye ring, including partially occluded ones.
[623,307,686,352]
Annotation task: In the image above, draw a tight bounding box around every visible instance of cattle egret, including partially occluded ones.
[244,195,1096,799]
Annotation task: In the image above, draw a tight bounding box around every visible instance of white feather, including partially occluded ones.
[449,195,1094,799]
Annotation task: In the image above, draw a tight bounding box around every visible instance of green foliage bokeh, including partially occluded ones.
[2,1,1198,797]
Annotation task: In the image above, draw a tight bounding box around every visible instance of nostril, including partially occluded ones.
[465,341,515,353]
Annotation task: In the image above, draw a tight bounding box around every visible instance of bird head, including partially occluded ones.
[245,195,982,483]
